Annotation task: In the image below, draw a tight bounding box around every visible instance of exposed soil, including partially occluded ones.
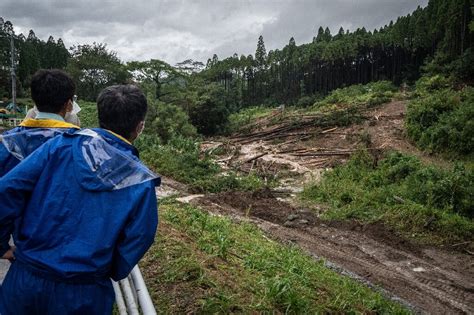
[203,101,452,200]
[162,100,474,314]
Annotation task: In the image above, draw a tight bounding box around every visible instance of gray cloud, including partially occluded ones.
[1,0,428,65]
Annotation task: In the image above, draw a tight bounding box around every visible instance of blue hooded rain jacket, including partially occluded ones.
[0,118,80,177]
[0,128,160,315]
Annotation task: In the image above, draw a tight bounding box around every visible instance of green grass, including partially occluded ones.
[301,150,474,245]
[141,200,409,314]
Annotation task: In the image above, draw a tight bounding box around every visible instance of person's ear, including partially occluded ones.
[59,99,73,117]
[66,99,73,112]
[136,121,145,135]
[129,121,145,143]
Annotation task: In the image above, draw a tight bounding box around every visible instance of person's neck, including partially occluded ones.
[35,111,66,122]
[104,129,133,145]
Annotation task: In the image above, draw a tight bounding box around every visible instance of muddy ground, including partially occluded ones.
[158,101,474,314]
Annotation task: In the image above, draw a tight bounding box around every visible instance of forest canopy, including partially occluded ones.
[0,0,472,137]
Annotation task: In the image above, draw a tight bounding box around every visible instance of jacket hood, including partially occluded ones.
[71,129,160,191]
[1,128,68,161]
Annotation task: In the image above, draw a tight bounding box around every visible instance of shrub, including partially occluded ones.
[414,75,453,94]
[301,150,474,244]
[296,95,321,108]
[146,100,197,143]
[406,78,474,155]
[314,81,398,109]
[189,83,230,136]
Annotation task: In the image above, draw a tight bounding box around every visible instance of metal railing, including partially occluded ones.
[113,265,156,315]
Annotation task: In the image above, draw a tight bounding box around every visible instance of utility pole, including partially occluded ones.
[10,33,16,112]
[0,18,17,113]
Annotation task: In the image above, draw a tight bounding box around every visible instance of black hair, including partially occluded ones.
[30,69,76,113]
[97,85,147,139]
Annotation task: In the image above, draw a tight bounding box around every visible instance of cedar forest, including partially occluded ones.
[1,0,472,136]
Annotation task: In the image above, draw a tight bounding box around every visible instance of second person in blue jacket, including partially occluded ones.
[0,69,80,178]
[0,84,160,315]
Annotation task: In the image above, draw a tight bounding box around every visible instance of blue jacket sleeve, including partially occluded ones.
[110,182,158,281]
[0,142,50,256]
[0,145,19,178]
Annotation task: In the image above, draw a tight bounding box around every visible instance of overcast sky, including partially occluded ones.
[2,0,429,65]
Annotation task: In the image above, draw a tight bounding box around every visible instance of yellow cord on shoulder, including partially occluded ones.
[105,129,132,145]
[20,119,80,129]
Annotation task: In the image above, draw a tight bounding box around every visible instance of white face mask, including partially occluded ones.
[137,121,145,137]
[71,101,81,115]
[69,95,81,115]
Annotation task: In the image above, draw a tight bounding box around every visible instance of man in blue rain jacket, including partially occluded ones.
[0,69,80,178]
[0,85,160,314]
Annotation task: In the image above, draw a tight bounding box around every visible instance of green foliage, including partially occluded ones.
[296,94,321,107]
[77,101,98,128]
[226,106,273,134]
[127,59,181,99]
[137,135,217,182]
[226,84,382,135]
[413,74,454,93]
[423,50,474,82]
[66,43,130,101]
[137,135,265,193]
[188,83,230,136]
[0,21,69,98]
[77,97,197,143]
[202,0,473,106]
[314,81,398,109]
[144,201,409,314]
[302,150,474,244]
[145,99,196,143]
[406,76,474,155]
[255,35,267,70]
[15,97,34,109]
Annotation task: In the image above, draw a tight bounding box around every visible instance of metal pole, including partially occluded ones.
[112,281,128,315]
[120,277,140,315]
[112,265,157,314]
[130,266,157,315]
[128,274,139,304]
[10,34,16,113]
